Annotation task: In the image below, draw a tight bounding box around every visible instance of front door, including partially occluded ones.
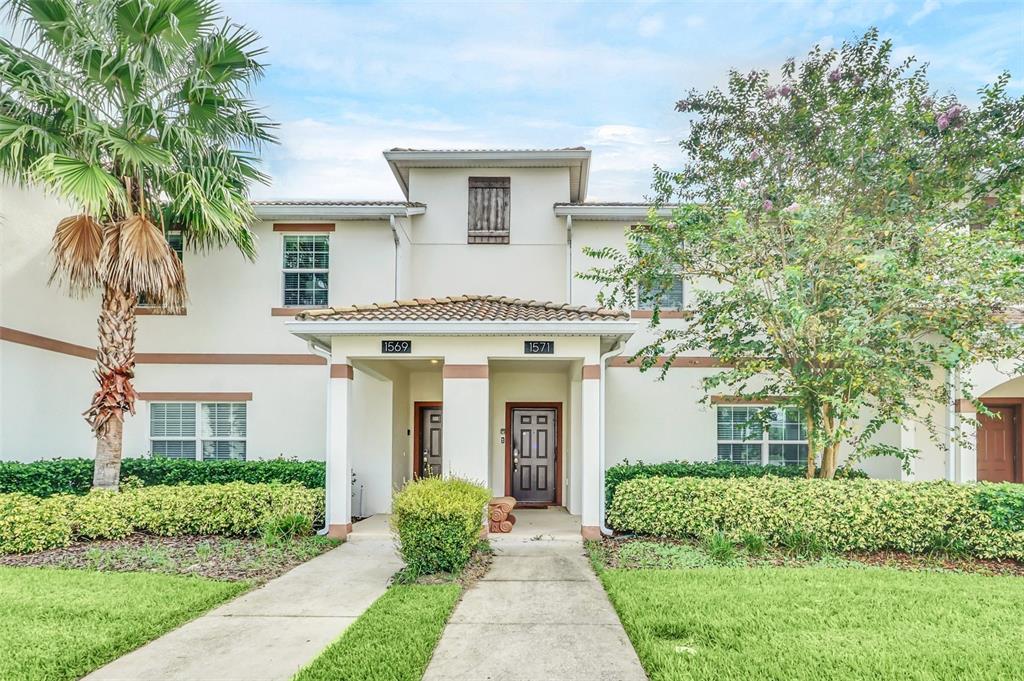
[418,405,443,477]
[977,405,1018,482]
[510,407,558,505]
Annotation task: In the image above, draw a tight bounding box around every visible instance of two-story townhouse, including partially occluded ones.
[2,147,1022,538]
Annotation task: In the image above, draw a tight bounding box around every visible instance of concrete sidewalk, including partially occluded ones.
[423,509,647,681]
[85,515,401,681]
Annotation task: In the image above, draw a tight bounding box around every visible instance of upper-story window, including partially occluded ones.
[282,235,329,307]
[138,231,184,308]
[634,240,684,310]
[467,176,510,244]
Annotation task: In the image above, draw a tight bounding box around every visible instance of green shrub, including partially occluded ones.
[605,459,866,506]
[702,532,738,564]
[391,477,490,577]
[781,528,827,559]
[0,494,72,553]
[741,532,767,556]
[0,457,325,497]
[262,513,313,547]
[0,483,325,554]
[607,477,1024,560]
[973,483,1024,531]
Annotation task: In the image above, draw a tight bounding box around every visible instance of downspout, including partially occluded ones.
[389,215,400,299]
[946,365,960,482]
[599,337,627,536]
[565,214,573,303]
[307,339,333,535]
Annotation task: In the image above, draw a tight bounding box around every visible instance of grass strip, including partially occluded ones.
[294,584,461,681]
[0,566,246,681]
[600,566,1024,681]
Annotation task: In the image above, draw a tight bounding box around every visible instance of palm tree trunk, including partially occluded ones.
[88,284,138,491]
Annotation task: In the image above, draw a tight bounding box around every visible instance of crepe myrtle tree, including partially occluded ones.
[0,0,276,489]
[582,30,1024,479]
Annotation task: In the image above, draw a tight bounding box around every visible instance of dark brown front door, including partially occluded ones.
[977,405,1018,482]
[418,406,443,477]
[510,407,557,505]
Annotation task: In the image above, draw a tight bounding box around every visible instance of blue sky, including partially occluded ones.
[190,2,1023,200]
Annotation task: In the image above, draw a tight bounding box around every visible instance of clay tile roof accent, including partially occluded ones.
[294,295,630,322]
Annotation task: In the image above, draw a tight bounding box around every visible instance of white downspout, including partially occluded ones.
[565,214,573,303]
[389,215,400,299]
[599,338,626,536]
[307,339,333,535]
[946,365,960,482]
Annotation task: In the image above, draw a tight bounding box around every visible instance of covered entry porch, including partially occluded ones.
[286,296,636,539]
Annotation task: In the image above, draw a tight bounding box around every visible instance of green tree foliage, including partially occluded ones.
[583,30,1024,478]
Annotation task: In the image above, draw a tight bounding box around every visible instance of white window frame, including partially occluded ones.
[636,275,685,311]
[716,405,808,466]
[281,233,330,308]
[149,401,247,461]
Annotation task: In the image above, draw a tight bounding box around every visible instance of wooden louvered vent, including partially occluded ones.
[467,177,510,244]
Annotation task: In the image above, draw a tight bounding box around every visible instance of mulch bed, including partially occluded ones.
[0,533,340,583]
[598,536,1024,577]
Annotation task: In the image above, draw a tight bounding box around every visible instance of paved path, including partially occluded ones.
[85,516,401,681]
[423,509,647,681]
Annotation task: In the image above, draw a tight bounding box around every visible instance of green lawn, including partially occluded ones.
[600,566,1024,681]
[294,584,461,681]
[0,567,246,681]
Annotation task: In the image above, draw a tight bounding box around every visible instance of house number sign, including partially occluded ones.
[381,340,412,354]
[524,340,554,354]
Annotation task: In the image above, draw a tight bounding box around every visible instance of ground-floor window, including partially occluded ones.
[149,402,247,461]
[716,405,807,467]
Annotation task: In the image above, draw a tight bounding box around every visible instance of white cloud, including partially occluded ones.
[908,0,940,25]
[637,15,664,37]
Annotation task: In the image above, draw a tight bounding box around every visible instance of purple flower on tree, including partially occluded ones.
[828,68,842,83]
[937,114,949,132]
[748,149,762,162]
[765,87,777,100]
[783,202,800,213]
[946,104,964,121]
[735,179,750,190]
[762,199,774,211]
[779,84,793,97]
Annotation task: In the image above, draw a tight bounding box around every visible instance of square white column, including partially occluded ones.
[441,364,490,486]
[580,364,602,539]
[327,363,353,538]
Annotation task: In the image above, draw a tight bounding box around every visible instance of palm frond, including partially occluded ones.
[48,213,103,294]
[102,213,186,309]
[31,154,127,217]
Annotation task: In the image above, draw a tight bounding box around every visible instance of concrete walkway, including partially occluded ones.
[85,515,401,681]
[423,509,647,681]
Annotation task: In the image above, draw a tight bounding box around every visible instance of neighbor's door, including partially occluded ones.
[977,405,1018,482]
[419,406,443,477]
[510,407,557,505]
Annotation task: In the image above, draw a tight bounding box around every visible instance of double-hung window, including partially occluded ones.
[282,235,329,307]
[634,240,684,310]
[716,405,808,467]
[150,402,247,461]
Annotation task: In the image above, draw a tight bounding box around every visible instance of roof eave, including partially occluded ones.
[553,204,675,221]
[253,204,425,221]
[285,319,638,340]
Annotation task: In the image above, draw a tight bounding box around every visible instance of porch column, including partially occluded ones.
[580,364,602,539]
[441,363,490,484]
[327,362,353,538]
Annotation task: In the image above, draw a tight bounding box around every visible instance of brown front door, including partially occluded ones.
[510,407,558,505]
[977,405,1018,482]
[418,405,443,477]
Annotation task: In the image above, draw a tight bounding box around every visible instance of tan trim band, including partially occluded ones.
[0,326,95,359]
[608,355,732,369]
[443,364,489,379]
[273,223,335,233]
[138,392,252,402]
[630,310,692,320]
[710,394,792,405]
[271,307,323,317]
[1,325,324,365]
[581,364,601,380]
[326,523,352,539]
[956,399,977,413]
[330,363,354,379]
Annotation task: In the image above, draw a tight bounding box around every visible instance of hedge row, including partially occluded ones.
[607,477,1024,560]
[0,482,325,554]
[605,459,866,505]
[391,477,491,577]
[0,458,325,497]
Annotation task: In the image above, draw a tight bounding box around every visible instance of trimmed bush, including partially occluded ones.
[0,482,325,554]
[605,459,867,506]
[391,477,490,576]
[607,477,1024,560]
[0,457,325,497]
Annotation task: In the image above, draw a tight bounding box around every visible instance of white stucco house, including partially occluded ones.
[1,147,1022,539]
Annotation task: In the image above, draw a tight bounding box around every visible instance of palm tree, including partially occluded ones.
[0,0,276,489]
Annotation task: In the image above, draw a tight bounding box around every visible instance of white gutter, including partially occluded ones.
[946,366,960,481]
[389,215,400,299]
[565,214,573,303]
[553,204,676,221]
[253,204,425,221]
[306,339,334,536]
[599,339,627,536]
[285,319,638,339]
